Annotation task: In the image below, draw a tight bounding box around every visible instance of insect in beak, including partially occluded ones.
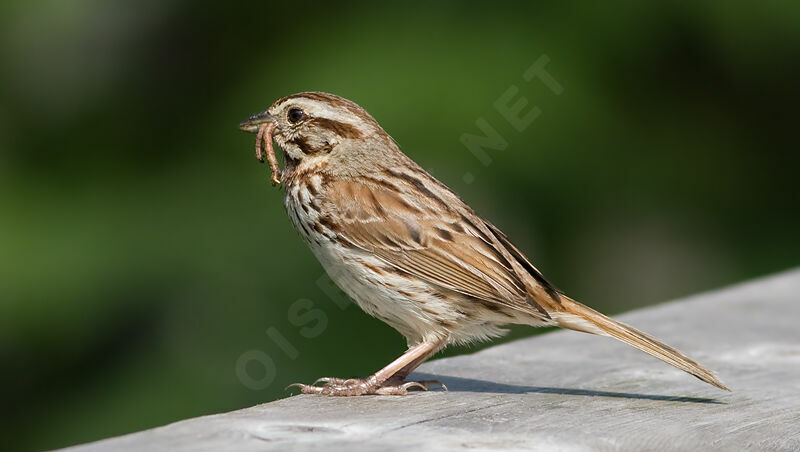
[239,112,281,186]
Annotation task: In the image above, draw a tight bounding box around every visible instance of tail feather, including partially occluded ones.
[553,297,730,391]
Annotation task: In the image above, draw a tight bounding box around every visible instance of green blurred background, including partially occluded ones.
[1,1,798,450]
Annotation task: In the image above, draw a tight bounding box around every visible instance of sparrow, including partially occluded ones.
[239,91,729,396]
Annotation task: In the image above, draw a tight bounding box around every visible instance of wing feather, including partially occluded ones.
[322,179,552,318]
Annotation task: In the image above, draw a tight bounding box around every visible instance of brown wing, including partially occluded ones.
[321,178,556,319]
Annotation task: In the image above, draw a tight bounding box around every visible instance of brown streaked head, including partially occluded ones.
[240,92,396,172]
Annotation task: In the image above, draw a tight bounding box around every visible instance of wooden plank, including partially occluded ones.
[62,269,800,451]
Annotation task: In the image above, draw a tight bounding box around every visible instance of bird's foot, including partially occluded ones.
[286,376,447,396]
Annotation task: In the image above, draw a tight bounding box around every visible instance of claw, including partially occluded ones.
[402,381,428,392]
[374,386,406,395]
[286,383,323,394]
[405,381,428,391]
[312,377,361,387]
[286,376,446,396]
[373,381,427,395]
[416,379,448,391]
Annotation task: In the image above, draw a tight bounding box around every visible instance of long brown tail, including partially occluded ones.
[552,296,730,391]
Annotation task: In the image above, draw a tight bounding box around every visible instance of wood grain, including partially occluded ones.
[62,269,800,451]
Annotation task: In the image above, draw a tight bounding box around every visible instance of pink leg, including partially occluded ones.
[287,339,446,396]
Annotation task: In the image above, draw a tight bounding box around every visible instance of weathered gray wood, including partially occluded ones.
[63,269,800,451]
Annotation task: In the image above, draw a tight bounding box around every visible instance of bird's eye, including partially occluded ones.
[287,108,304,124]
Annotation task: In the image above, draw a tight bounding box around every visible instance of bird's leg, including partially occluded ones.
[384,342,447,390]
[287,339,446,396]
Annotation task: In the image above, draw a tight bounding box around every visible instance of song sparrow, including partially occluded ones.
[239,92,729,396]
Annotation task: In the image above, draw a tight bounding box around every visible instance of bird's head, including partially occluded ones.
[240,92,397,182]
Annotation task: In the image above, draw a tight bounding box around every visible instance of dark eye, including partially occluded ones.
[287,108,304,123]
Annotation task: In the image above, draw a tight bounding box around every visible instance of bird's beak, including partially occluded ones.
[239,110,278,133]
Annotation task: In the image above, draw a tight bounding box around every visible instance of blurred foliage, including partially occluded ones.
[1,1,798,450]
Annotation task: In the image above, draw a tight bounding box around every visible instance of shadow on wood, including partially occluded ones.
[412,372,723,404]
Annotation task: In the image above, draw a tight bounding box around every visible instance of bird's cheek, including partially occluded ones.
[280,142,306,161]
